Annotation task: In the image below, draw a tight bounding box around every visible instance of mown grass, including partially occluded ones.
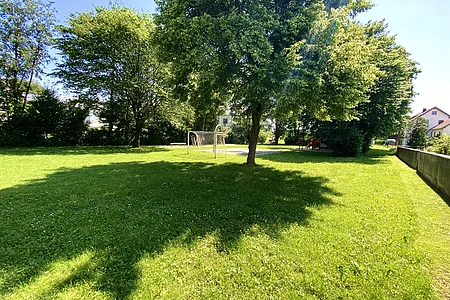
[0,145,449,299]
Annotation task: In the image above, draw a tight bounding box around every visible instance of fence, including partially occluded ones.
[397,146,450,198]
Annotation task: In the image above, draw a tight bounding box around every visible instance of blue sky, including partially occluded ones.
[48,0,450,115]
[359,0,450,115]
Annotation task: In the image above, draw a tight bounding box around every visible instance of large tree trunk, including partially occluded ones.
[131,99,143,148]
[132,120,142,148]
[247,109,262,166]
[22,68,34,110]
[108,90,114,144]
[274,119,282,145]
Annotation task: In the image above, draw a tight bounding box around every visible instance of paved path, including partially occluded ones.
[201,147,295,155]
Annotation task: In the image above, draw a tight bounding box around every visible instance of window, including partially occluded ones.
[431,111,437,115]
[439,120,444,124]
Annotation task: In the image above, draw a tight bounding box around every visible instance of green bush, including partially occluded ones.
[258,128,272,144]
[227,125,249,144]
[407,117,428,149]
[435,134,450,155]
[284,130,308,146]
[314,122,363,157]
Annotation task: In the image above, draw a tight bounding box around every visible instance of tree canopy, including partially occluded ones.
[155,0,406,163]
[55,6,168,147]
[283,2,380,121]
[155,0,324,165]
[0,0,55,118]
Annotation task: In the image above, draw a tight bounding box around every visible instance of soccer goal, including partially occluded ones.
[187,115,232,158]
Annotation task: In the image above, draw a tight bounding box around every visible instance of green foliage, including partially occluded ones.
[0,89,88,147]
[53,101,89,146]
[284,131,308,146]
[434,134,450,155]
[258,126,273,144]
[0,112,37,146]
[353,21,419,152]
[28,81,46,95]
[283,113,312,146]
[282,17,419,155]
[227,126,249,145]
[284,4,380,121]
[27,89,64,139]
[225,114,272,145]
[0,0,56,117]
[226,113,250,144]
[314,121,363,156]
[155,0,323,164]
[408,117,429,149]
[55,7,168,148]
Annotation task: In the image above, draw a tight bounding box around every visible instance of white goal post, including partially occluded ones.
[187,115,232,158]
[187,130,227,157]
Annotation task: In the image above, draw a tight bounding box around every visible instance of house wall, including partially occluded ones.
[85,112,104,129]
[432,129,443,137]
[397,146,450,198]
[445,127,450,135]
[431,127,450,137]
[421,109,450,134]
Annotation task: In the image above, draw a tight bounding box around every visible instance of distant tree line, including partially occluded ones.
[0,0,420,161]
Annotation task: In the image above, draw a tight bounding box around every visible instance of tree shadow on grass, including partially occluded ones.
[0,161,338,298]
[416,172,450,207]
[259,147,395,165]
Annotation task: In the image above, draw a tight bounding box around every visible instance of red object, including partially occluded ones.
[306,138,322,150]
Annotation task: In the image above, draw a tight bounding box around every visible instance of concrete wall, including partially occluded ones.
[397,146,450,198]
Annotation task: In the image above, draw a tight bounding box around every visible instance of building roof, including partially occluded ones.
[412,106,450,120]
[431,119,450,131]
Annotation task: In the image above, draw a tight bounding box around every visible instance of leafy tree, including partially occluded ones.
[182,72,228,131]
[227,114,251,145]
[284,17,418,156]
[407,117,428,149]
[0,0,56,118]
[28,88,64,140]
[0,112,37,146]
[314,121,363,156]
[155,0,323,165]
[54,99,89,146]
[435,134,450,155]
[0,88,88,146]
[145,97,195,144]
[55,7,168,148]
[283,2,380,122]
[283,111,314,146]
[352,21,420,153]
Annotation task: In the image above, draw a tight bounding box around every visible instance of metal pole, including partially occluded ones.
[187,131,190,154]
[214,125,220,159]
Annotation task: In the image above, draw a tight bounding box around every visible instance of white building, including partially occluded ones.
[85,111,105,129]
[431,119,450,137]
[411,107,450,137]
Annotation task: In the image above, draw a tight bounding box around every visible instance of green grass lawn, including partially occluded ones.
[0,145,449,299]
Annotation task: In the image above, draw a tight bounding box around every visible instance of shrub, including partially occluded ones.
[227,125,249,144]
[435,134,450,155]
[407,117,428,149]
[284,130,308,146]
[258,127,272,144]
[314,122,363,157]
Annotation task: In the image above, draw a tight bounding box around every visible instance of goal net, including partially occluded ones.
[187,131,227,156]
[187,115,232,157]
